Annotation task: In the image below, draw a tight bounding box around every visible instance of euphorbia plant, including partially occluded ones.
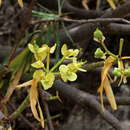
[94,28,130,110]
[16,41,86,127]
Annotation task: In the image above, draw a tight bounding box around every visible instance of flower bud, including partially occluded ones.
[94,48,105,59]
[94,28,104,42]
[112,68,122,77]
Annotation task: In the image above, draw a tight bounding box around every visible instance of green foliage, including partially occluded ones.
[9,48,30,73]
[32,10,59,19]
[112,67,122,77]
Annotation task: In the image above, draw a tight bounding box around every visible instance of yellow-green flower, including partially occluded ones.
[41,73,55,90]
[31,60,44,69]
[35,44,48,61]
[68,61,86,73]
[61,44,79,59]
[59,64,77,82]
[33,70,45,81]
[28,43,47,61]
[28,43,56,61]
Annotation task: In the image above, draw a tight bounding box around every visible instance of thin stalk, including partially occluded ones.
[58,0,61,16]
[50,56,65,72]
[53,72,60,75]
[55,22,60,65]
[9,95,29,120]
[46,52,50,72]
[62,22,74,45]
[118,38,124,57]
[101,41,118,59]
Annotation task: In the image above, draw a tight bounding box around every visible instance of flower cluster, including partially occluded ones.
[28,41,86,90]
[28,42,56,90]
[16,41,86,127]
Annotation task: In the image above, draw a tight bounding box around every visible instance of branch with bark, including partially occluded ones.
[54,80,129,130]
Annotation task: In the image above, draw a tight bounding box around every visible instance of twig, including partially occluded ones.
[44,101,54,130]
[54,80,128,130]
[31,17,130,25]
[39,88,54,130]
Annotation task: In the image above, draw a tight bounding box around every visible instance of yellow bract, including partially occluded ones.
[18,0,24,8]
[33,70,45,81]
[31,60,44,69]
[107,0,116,9]
[68,61,86,73]
[59,64,77,82]
[0,0,24,7]
[28,43,56,61]
[16,79,45,128]
[61,44,79,58]
[41,73,55,90]
[0,0,2,6]
[29,80,44,128]
[98,56,117,110]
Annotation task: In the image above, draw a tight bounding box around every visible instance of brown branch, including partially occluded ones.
[54,80,128,130]
[101,1,130,18]
[44,101,54,130]
[97,96,130,106]
[104,23,130,35]
[39,0,103,19]
[31,17,130,25]
[63,1,103,19]
[39,88,54,130]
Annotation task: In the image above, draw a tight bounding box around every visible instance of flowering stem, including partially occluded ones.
[53,72,60,75]
[47,52,50,72]
[118,38,124,57]
[50,56,65,72]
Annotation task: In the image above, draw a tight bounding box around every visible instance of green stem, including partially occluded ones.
[9,95,29,120]
[53,72,60,75]
[118,38,124,57]
[50,56,65,72]
[101,41,118,59]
